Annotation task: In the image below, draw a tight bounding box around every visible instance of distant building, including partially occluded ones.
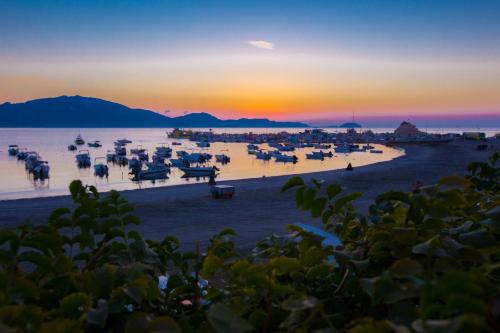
[394,121,425,137]
[463,132,486,140]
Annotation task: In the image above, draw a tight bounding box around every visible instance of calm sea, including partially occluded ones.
[0,127,496,200]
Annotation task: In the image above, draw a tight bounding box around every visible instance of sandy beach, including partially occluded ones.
[0,139,497,252]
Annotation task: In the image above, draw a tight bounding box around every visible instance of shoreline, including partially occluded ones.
[0,140,497,252]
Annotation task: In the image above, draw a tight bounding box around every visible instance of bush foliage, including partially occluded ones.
[0,153,499,332]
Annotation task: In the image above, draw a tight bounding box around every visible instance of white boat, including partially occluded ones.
[88,140,102,148]
[94,157,108,177]
[25,152,40,171]
[136,163,170,180]
[32,161,50,179]
[334,145,351,153]
[75,150,91,167]
[215,153,230,163]
[155,144,172,157]
[115,146,127,156]
[255,151,272,160]
[170,158,190,168]
[277,145,295,152]
[306,151,332,160]
[16,148,28,160]
[131,145,146,155]
[106,150,116,162]
[180,166,218,177]
[196,141,211,148]
[8,145,19,156]
[75,135,85,145]
[115,138,132,145]
[275,154,298,163]
[128,157,142,173]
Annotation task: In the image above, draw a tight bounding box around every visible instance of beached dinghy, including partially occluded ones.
[370,149,383,154]
[8,145,19,156]
[68,144,77,151]
[306,151,325,160]
[169,158,190,168]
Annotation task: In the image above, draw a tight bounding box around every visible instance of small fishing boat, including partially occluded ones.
[215,152,230,164]
[277,145,295,152]
[172,142,182,146]
[334,145,351,153]
[370,149,383,154]
[75,150,91,167]
[75,135,85,145]
[130,145,146,155]
[128,157,142,173]
[363,144,375,150]
[247,144,259,150]
[8,145,19,156]
[155,144,172,157]
[275,154,298,163]
[16,148,28,160]
[169,158,190,168]
[307,150,333,159]
[32,161,50,179]
[68,144,77,151]
[115,138,132,145]
[196,141,211,148]
[106,150,116,162]
[93,157,108,177]
[88,140,102,148]
[255,151,272,160]
[136,163,170,180]
[314,144,331,149]
[180,166,218,177]
[25,152,40,171]
[115,146,126,156]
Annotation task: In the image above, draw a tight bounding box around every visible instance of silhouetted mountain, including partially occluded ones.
[327,122,362,128]
[0,96,308,128]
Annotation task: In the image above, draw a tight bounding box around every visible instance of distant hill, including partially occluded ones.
[0,96,309,128]
[328,122,362,128]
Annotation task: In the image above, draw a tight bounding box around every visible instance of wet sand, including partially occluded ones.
[0,140,497,252]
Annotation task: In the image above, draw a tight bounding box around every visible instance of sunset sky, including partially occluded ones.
[1,0,499,126]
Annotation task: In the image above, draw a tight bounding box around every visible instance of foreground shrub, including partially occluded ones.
[0,153,498,332]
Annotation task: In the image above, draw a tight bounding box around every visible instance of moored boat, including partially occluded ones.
[8,145,19,156]
[75,135,85,145]
[93,157,108,177]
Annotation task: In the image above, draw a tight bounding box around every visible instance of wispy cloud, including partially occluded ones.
[247,40,275,50]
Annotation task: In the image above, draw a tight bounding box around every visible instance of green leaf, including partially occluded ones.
[270,257,302,276]
[125,313,152,333]
[146,316,182,333]
[207,304,253,333]
[389,259,423,278]
[458,228,495,248]
[326,183,342,200]
[334,192,362,211]
[281,176,305,193]
[311,197,327,217]
[202,254,224,277]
